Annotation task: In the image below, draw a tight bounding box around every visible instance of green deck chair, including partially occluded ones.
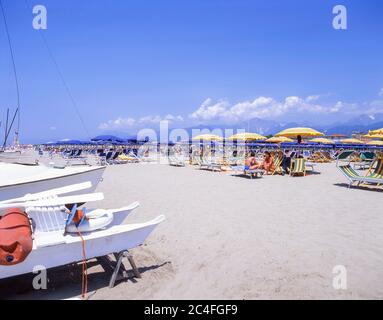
[290,158,306,176]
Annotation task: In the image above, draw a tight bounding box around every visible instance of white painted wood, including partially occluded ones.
[0,163,105,202]
[0,215,165,279]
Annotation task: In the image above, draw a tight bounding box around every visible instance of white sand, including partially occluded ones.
[5,162,383,299]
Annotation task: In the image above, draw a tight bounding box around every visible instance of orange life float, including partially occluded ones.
[0,208,33,266]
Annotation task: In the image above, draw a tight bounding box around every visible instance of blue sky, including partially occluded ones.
[0,0,382,143]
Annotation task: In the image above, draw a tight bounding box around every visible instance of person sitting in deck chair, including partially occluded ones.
[259,151,275,175]
[282,150,292,175]
[244,152,259,171]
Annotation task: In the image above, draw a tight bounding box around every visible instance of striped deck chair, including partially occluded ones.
[290,158,306,176]
[354,152,375,170]
[338,164,383,188]
[365,158,383,179]
[271,156,283,175]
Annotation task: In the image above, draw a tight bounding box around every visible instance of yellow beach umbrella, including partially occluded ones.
[192,134,223,141]
[265,136,294,143]
[364,133,383,139]
[367,140,383,146]
[309,137,335,144]
[227,132,266,141]
[275,127,324,138]
[368,128,383,135]
[340,138,364,144]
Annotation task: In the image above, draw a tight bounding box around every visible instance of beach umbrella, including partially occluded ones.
[275,127,324,138]
[192,134,223,141]
[227,132,266,141]
[368,128,383,135]
[364,133,383,139]
[309,137,335,144]
[340,138,364,144]
[367,140,383,146]
[265,136,294,143]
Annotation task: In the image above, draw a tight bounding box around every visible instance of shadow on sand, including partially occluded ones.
[333,183,383,193]
[0,257,171,300]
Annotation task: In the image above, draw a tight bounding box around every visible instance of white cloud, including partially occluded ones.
[189,95,333,124]
[190,98,230,121]
[49,126,56,130]
[98,114,183,130]
[98,94,383,131]
[379,88,383,97]
[306,95,320,102]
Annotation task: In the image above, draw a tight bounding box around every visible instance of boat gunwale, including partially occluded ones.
[0,165,106,189]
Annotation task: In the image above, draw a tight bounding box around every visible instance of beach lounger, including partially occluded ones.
[244,168,264,179]
[336,151,383,188]
[305,161,316,172]
[230,165,263,179]
[353,152,375,170]
[196,156,222,171]
[337,164,383,188]
[168,154,185,167]
[290,158,306,176]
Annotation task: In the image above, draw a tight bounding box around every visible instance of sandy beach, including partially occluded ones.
[4,161,383,300]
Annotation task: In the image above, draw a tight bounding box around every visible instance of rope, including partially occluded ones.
[77,229,88,298]
[23,0,90,139]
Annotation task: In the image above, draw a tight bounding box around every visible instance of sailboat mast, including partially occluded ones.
[3,108,9,149]
[0,0,21,145]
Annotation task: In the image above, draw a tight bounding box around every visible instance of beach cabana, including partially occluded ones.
[274,127,324,138]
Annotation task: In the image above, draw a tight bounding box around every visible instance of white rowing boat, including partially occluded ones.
[0,182,164,280]
[0,163,105,202]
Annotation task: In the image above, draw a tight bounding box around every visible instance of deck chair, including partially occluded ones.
[243,167,264,179]
[168,154,185,167]
[336,151,383,188]
[290,158,306,176]
[365,158,383,179]
[338,164,383,188]
[354,152,375,170]
[271,156,283,175]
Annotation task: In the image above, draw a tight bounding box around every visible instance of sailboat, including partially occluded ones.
[0,1,106,199]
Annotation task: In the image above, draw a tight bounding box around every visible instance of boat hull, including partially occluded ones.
[0,215,164,279]
[0,166,105,202]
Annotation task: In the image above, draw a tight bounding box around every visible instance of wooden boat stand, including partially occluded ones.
[99,250,141,288]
